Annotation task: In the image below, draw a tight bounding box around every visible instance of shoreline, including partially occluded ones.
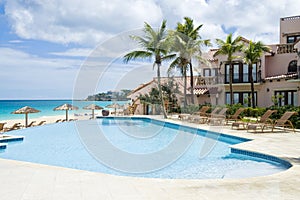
[0,113,98,127]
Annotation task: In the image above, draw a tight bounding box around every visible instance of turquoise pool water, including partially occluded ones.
[0,118,289,179]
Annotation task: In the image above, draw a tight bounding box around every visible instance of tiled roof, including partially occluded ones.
[264,73,298,81]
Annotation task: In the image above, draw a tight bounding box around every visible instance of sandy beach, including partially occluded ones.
[0,112,103,128]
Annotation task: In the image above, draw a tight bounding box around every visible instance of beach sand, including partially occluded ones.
[0,112,101,128]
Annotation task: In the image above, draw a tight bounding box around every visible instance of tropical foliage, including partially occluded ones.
[123,20,175,118]
[169,17,210,106]
[243,40,270,108]
[214,33,243,105]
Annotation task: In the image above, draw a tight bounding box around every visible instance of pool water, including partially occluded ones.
[0,118,288,179]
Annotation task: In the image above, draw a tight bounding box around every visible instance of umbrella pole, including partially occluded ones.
[66,109,68,121]
[92,109,94,119]
[25,113,28,128]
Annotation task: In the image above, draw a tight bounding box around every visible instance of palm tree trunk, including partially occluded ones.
[229,62,234,105]
[156,64,168,118]
[189,62,195,104]
[249,63,255,108]
[183,70,187,108]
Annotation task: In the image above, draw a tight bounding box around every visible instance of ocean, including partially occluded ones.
[0,100,129,121]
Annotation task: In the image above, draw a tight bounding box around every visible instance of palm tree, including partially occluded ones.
[170,17,210,105]
[214,33,243,105]
[243,41,270,108]
[123,20,174,118]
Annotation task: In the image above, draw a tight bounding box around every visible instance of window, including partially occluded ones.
[274,90,297,106]
[225,65,230,83]
[203,68,218,77]
[252,63,257,82]
[225,92,257,106]
[225,63,257,83]
[243,64,249,82]
[233,64,239,82]
[288,60,297,73]
[287,35,300,43]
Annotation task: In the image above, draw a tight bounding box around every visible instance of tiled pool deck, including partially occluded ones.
[0,116,300,200]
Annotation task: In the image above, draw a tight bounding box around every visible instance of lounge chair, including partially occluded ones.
[34,120,46,126]
[225,108,245,124]
[246,110,277,132]
[271,111,297,133]
[192,107,221,124]
[3,123,21,132]
[179,106,210,121]
[55,119,62,123]
[26,121,36,127]
[207,107,228,125]
[0,122,6,132]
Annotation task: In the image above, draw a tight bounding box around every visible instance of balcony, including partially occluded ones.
[194,76,223,86]
[276,43,297,54]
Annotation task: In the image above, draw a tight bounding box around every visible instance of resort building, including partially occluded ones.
[128,15,300,114]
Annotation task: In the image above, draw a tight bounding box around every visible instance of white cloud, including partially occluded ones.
[4,0,163,46]
[4,0,300,46]
[50,48,93,57]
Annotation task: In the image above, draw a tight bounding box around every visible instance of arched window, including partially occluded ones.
[288,60,297,73]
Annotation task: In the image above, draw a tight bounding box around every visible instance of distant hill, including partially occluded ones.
[86,89,131,101]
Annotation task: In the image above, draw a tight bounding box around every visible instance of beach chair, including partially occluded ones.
[3,123,21,132]
[225,108,245,124]
[26,121,36,128]
[192,107,221,124]
[271,111,297,133]
[0,122,6,132]
[179,106,210,121]
[34,121,46,126]
[207,107,228,125]
[246,110,277,132]
[55,119,62,123]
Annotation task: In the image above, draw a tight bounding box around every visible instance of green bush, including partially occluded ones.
[180,104,200,114]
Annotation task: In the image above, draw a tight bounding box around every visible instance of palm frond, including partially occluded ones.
[123,51,152,63]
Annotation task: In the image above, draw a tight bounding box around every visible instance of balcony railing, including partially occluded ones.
[276,43,297,54]
[195,76,223,86]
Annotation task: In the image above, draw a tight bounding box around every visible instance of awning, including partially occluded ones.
[194,87,218,95]
[194,88,208,95]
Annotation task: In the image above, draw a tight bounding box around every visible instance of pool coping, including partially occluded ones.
[0,115,300,199]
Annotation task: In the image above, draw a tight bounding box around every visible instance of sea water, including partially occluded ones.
[0,100,129,120]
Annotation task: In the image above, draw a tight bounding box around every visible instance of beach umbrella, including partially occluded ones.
[106,103,121,115]
[53,104,79,121]
[11,106,40,127]
[83,104,103,119]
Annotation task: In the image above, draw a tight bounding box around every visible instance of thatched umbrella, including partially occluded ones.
[11,106,40,127]
[106,103,121,115]
[53,104,79,121]
[83,104,103,119]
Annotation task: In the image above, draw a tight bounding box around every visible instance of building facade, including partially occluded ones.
[128,15,300,114]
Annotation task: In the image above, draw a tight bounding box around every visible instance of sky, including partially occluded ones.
[1,0,300,100]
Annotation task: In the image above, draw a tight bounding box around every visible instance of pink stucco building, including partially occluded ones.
[128,15,300,115]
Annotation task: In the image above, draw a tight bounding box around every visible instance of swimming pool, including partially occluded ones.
[0,117,290,179]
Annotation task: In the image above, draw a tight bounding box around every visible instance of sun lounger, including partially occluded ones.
[246,110,277,132]
[26,121,36,128]
[0,122,6,132]
[179,106,210,121]
[33,121,46,126]
[192,107,221,124]
[55,119,62,123]
[225,108,245,124]
[271,111,297,133]
[207,108,228,125]
[3,123,21,132]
